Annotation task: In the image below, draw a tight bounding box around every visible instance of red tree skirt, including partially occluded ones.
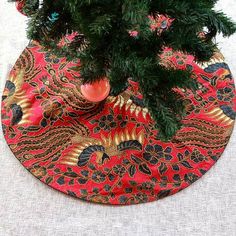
[1,42,235,205]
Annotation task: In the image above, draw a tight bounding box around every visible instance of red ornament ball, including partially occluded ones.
[16,1,26,15]
[80,77,111,103]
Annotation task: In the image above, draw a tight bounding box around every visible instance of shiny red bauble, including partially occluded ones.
[80,77,110,103]
[16,1,26,15]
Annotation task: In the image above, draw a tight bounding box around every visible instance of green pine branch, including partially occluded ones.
[9,0,236,140]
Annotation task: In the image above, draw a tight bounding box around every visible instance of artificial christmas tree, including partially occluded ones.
[10,0,236,139]
[1,0,236,204]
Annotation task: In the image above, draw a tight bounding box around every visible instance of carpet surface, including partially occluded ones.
[0,0,236,235]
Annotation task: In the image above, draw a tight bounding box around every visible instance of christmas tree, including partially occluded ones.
[10,0,236,140]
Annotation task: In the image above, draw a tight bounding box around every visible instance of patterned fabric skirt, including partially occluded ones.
[1,41,235,205]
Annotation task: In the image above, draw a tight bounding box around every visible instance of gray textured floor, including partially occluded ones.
[0,1,235,235]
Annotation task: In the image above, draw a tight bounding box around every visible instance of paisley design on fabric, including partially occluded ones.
[1,41,235,205]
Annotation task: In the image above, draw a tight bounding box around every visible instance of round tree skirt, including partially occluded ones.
[1,41,235,205]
